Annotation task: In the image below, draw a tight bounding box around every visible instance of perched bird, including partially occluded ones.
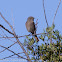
[25,16,39,42]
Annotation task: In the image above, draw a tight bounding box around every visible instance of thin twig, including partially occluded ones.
[43,0,48,27]
[0,12,32,62]
[0,12,14,33]
[15,36,32,62]
[0,33,47,38]
[11,9,15,31]
[0,45,25,59]
[0,28,15,42]
[0,24,14,35]
[0,53,27,60]
[52,0,61,24]
[0,42,17,53]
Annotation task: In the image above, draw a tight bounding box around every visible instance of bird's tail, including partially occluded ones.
[35,35,39,42]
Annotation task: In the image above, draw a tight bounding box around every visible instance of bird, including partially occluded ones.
[25,16,39,42]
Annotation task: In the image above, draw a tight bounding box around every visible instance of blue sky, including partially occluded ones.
[0,0,62,62]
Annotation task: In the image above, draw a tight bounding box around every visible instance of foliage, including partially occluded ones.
[24,24,62,62]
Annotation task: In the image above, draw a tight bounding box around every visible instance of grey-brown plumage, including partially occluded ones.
[25,16,39,42]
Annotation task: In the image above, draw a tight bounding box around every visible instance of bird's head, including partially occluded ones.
[27,16,34,21]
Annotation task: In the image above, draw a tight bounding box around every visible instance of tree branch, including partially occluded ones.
[0,42,17,53]
[0,45,24,59]
[43,0,48,27]
[0,12,32,62]
[0,33,47,38]
[0,12,15,33]
[52,0,61,24]
[1,53,27,60]
[0,24,14,35]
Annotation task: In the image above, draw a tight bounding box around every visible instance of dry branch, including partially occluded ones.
[0,33,47,38]
[0,52,26,60]
[0,12,14,33]
[43,0,48,27]
[0,45,25,59]
[0,42,17,53]
[0,24,14,35]
[0,12,32,62]
[52,0,61,24]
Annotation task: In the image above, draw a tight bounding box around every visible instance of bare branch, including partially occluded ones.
[1,53,27,60]
[0,24,31,61]
[0,45,24,59]
[0,12,15,33]
[0,12,33,62]
[11,9,15,31]
[0,24,14,35]
[0,33,47,38]
[0,13,31,62]
[43,0,48,27]
[0,42,17,53]
[14,36,32,62]
[0,28,15,42]
[52,0,61,24]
